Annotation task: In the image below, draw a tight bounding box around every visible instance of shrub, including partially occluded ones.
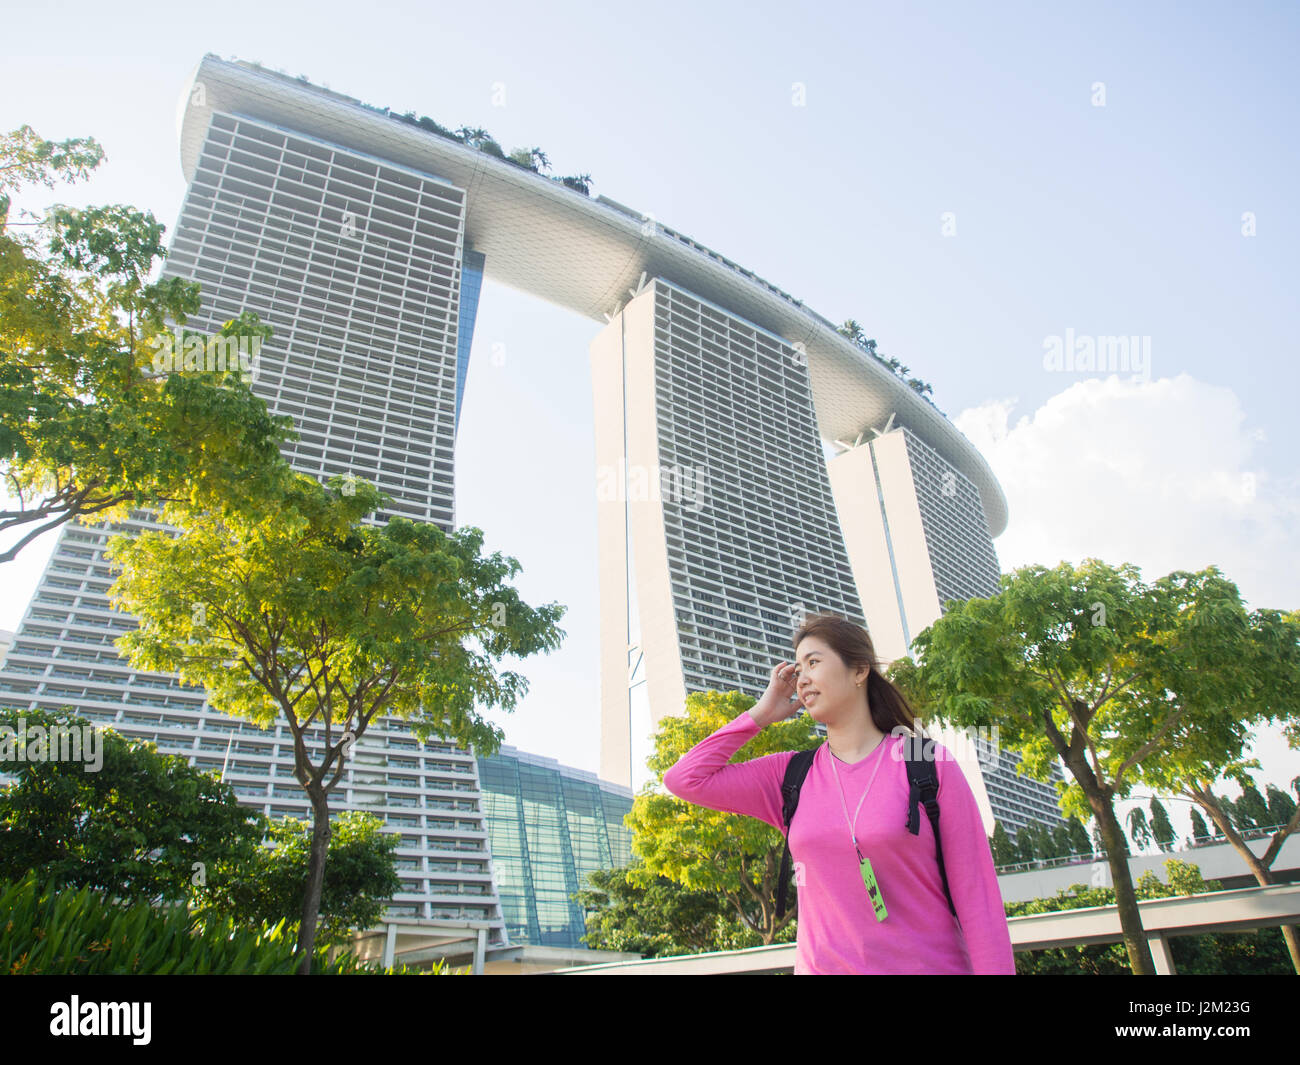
[0,873,421,974]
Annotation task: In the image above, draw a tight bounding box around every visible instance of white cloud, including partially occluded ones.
[954,373,1300,792]
[954,373,1300,614]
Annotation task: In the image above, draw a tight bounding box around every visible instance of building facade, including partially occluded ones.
[477,745,633,948]
[590,281,1066,835]
[828,423,1068,835]
[591,279,872,784]
[0,51,1069,947]
[0,71,511,943]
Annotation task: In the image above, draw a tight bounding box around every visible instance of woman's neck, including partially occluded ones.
[825,703,887,763]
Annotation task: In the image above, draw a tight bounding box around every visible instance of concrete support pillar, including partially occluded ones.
[383,922,397,970]
[1148,933,1178,975]
[474,927,486,975]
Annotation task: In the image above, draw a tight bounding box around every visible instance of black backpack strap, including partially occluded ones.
[903,733,957,917]
[775,748,818,920]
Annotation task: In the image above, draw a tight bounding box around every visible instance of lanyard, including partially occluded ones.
[828,734,888,862]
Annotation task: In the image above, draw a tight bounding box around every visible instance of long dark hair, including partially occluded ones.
[792,612,921,736]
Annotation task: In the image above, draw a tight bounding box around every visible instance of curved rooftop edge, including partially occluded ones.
[178,54,1008,538]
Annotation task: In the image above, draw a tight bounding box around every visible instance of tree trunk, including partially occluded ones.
[1093,798,1156,974]
[761,850,777,944]
[295,787,332,975]
[1190,789,1300,974]
[1058,726,1156,975]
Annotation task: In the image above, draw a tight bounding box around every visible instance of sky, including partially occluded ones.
[2,0,1298,839]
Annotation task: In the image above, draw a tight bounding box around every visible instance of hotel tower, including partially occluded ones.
[0,55,1067,962]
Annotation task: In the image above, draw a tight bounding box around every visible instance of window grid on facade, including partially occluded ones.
[0,110,512,940]
[887,429,1067,836]
[902,426,1003,608]
[477,747,633,948]
[651,281,867,699]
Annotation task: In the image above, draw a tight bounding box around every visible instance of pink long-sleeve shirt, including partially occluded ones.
[662,710,1016,975]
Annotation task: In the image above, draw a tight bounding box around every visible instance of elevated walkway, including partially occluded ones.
[555,883,1300,975]
[995,830,1300,902]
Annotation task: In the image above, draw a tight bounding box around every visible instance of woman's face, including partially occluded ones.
[793,635,867,724]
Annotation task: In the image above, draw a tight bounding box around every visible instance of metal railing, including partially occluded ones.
[993,821,1295,876]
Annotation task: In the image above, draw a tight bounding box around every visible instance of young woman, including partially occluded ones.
[663,612,1015,975]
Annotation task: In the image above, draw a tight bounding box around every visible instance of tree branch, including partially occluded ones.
[1114,699,1192,788]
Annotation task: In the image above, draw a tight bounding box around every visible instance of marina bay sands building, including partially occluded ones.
[0,53,1067,954]
[589,273,1062,835]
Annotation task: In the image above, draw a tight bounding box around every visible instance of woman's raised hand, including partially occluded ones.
[749,660,804,727]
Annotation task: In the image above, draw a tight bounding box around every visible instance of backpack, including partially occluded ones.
[775,731,956,920]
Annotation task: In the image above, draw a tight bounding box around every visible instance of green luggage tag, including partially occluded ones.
[860,855,887,921]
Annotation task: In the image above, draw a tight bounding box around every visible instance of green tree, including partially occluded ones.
[574,861,750,958]
[1065,816,1092,856]
[107,473,565,971]
[1049,821,1072,860]
[989,820,1017,866]
[1010,859,1292,975]
[506,146,550,173]
[0,125,293,563]
[628,690,819,945]
[0,872,396,975]
[1032,821,1049,862]
[0,707,264,902]
[453,126,493,149]
[192,810,400,946]
[1127,806,1153,851]
[1036,820,1060,859]
[1011,823,1033,864]
[836,319,938,408]
[1189,807,1211,844]
[413,114,457,140]
[1266,783,1297,830]
[1236,783,1272,829]
[1130,597,1300,972]
[1149,797,1176,852]
[895,559,1293,975]
[0,123,102,224]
